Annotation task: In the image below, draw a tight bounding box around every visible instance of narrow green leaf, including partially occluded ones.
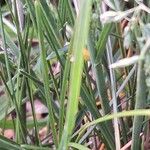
[0,135,21,150]
[0,118,47,129]
[0,28,19,57]
[69,142,90,150]
[58,0,75,27]
[77,109,150,138]
[88,37,115,148]
[21,144,50,150]
[95,23,113,62]
[131,60,147,150]
[35,1,58,147]
[59,1,92,149]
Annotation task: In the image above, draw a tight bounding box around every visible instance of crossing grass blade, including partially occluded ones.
[0,135,21,150]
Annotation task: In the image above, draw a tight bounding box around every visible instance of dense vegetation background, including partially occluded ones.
[0,0,150,150]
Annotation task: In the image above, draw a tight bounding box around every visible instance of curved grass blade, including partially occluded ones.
[77,109,150,139]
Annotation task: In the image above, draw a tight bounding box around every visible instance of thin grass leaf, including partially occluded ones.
[0,4,27,143]
[0,29,19,57]
[58,59,70,140]
[109,55,139,68]
[0,135,21,150]
[131,59,147,150]
[0,91,9,120]
[95,23,113,63]
[35,1,58,147]
[58,1,92,149]
[25,0,37,30]
[0,53,16,74]
[76,85,115,149]
[0,118,47,129]
[77,109,150,139]
[69,142,90,150]
[58,0,75,27]
[88,38,115,148]
[21,144,50,150]
[39,3,62,50]
[20,69,59,116]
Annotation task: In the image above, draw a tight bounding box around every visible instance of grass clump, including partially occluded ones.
[0,0,150,150]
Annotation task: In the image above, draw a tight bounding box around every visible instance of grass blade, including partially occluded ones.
[131,58,147,150]
[95,23,113,62]
[69,142,90,150]
[35,1,58,147]
[58,1,92,149]
[0,135,21,150]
